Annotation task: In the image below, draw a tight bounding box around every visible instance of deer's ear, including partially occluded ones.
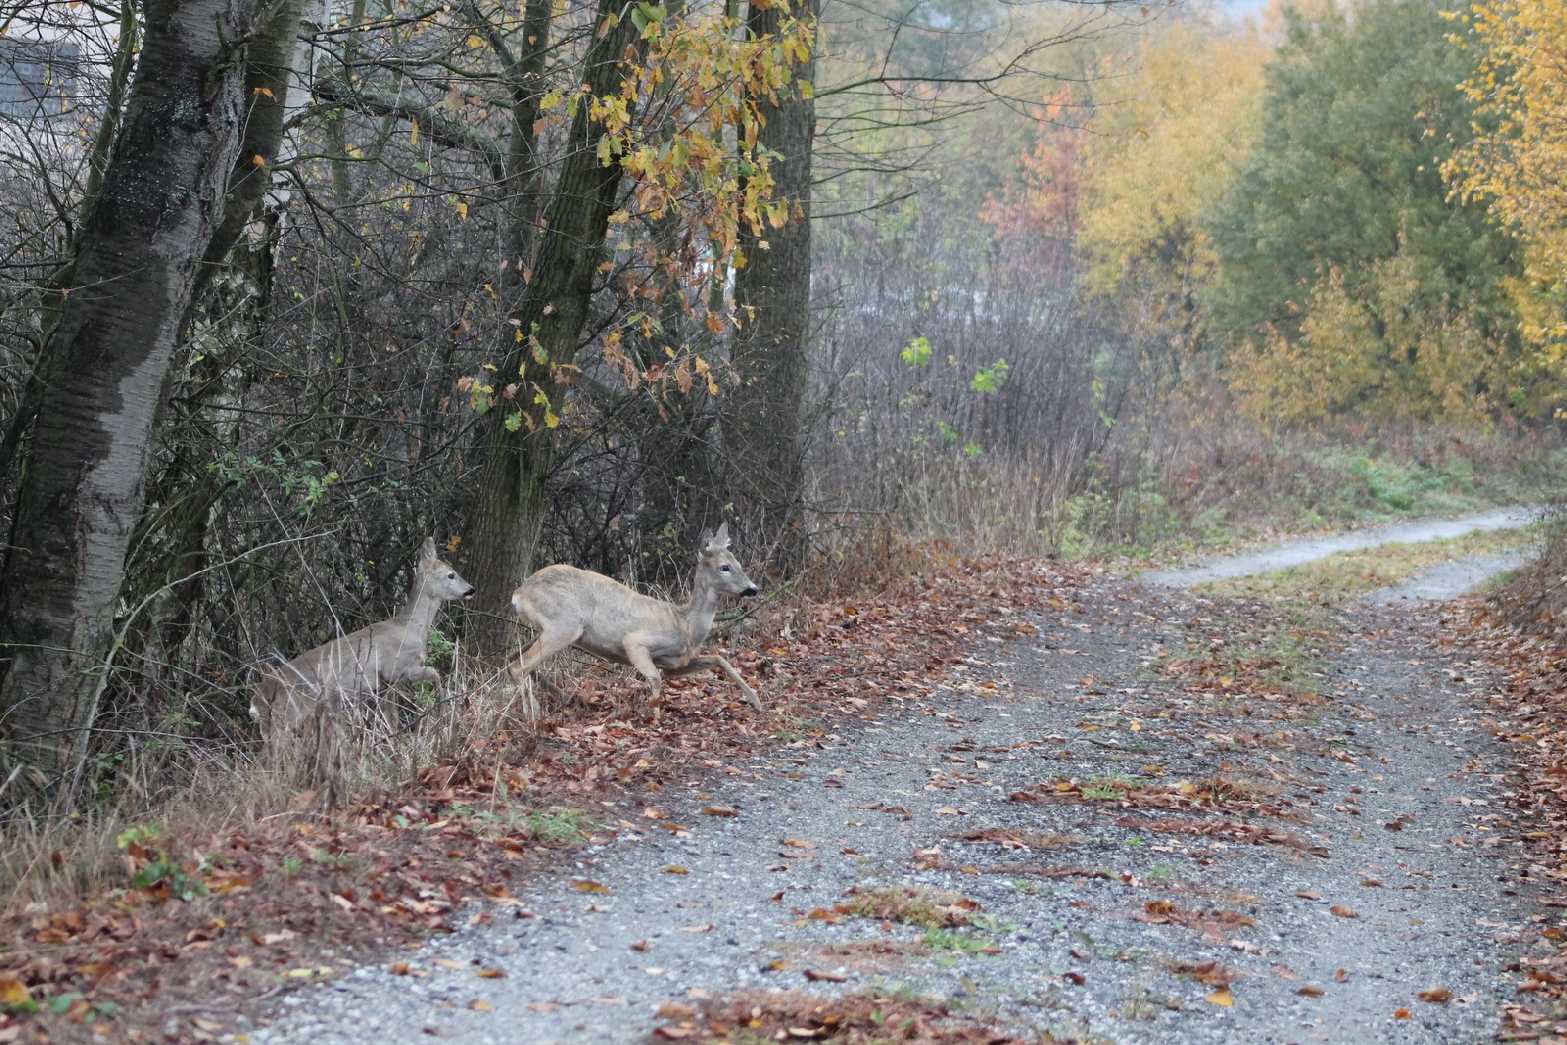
[420,537,437,563]
[712,521,730,548]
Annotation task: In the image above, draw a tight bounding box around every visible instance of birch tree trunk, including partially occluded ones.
[0,0,257,806]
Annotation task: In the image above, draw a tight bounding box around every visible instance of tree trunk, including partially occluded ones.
[0,0,257,806]
[462,0,646,651]
[725,0,818,569]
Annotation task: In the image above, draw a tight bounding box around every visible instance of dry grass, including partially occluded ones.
[0,650,549,912]
[837,884,980,930]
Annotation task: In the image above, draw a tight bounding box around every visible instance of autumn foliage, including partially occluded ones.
[1446,0,1567,363]
[993,1,1565,428]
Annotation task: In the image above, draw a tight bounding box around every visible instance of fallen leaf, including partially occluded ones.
[476,968,506,979]
[390,961,413,975]
[804,968,848,982]
[1417,987,1452,1004]
[571,879,610,894]
[468,999,493,1012]
[702,805,738,818]
[1297,985,1325,998]
[0,975,30,1006]
[1206,988,1234,1007]
[1295,890,1321,901]
[1394,1008,1411,1019]
[1329,904,1358,919]
[656,1002,696,1020]
[663,865,690,875]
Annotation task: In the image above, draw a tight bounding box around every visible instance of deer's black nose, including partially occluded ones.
[463,585,476,599]
[743,585,759,598]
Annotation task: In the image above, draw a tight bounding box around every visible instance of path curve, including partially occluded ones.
[1142,507,1535,587]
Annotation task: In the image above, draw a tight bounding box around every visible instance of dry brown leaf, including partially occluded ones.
[1417,987,1452,1004]
[1297,985,1325,998]
[1329,904,1358,919]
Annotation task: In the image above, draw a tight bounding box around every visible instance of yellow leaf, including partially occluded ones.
[410,117,420,147]
[0,974,31,1006]
[252,86,275,99]
[251,154,266,168]
[454,199,469,221]
[466,34,485,48]
[571,878,609,893]
[1206,988,1234,1007]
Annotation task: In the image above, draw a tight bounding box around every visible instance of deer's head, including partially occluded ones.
[699,522,758,598]
[418,537,477,602]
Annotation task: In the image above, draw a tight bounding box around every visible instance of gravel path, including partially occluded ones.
[1365,549,1532,606]
[1142,507,1535,587]
[245,534,1538,1044]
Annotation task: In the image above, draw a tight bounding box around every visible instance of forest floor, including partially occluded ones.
[5,509,1566,1044]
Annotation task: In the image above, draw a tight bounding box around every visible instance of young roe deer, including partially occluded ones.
[250,537,476,739]
[507,522,763,713]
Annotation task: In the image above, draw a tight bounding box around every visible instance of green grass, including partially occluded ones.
[446,803,594,844]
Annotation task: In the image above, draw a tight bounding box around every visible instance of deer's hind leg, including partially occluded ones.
[507,622,581,721]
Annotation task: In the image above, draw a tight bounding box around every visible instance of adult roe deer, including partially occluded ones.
[250,537,476,740]
[507,522,762,713]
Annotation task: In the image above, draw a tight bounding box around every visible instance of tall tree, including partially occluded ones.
[1446,0,1567,358]
[1204,0,1528,423]
[460,0,649,647]
[0,0,300,806]
[724,0,819,567]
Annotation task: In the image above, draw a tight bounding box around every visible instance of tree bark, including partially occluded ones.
[0,0,257,806]
[725,0,818,569]
[462,0,646,650]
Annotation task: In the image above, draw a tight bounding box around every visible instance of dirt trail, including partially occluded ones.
[246,528,1538,1044]
[1143,507,1534,587]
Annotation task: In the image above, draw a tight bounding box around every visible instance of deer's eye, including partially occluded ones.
[720,564,732,573]
[447,572,456,579]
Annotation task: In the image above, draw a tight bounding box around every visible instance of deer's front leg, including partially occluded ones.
[405,665,441,686]
[667,655,762,711]
[622,639,664,716]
